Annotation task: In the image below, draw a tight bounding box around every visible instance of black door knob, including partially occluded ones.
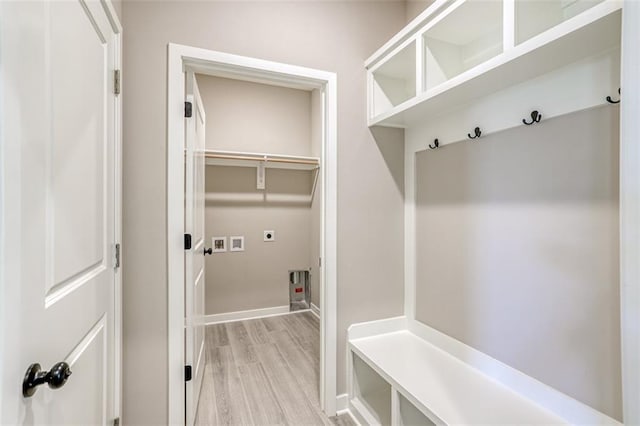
[203,247,212,256]
[23,362,72,398]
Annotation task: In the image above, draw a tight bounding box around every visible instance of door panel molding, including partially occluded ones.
[46,263,107,308]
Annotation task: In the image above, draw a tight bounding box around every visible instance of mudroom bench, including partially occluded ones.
[347,317,620,426]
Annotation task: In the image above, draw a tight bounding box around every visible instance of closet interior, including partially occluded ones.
[196,74,323,320]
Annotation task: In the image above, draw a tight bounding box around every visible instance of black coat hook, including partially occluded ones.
[523,110,542,125]
[467,127,482,140]
[606,88,620,104]
[428,139,439,149]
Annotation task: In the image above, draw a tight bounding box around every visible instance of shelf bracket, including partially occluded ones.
[256,157,266,190]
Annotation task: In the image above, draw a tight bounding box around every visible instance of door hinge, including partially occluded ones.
[113,418,120,426]
[185,365,192,382]
[114,243,121,270]
[114,70,121,95]
[184,101,193,118]
[184,234,192,250]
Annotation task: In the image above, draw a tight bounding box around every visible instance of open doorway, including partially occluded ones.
[167,45,337,425]
[193,74,325,424]
[198,74,323,323]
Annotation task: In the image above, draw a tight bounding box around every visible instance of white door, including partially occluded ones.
[184,71,207,426]
[0,0,121,424]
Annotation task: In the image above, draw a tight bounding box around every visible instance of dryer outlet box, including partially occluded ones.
[264,230,275,242]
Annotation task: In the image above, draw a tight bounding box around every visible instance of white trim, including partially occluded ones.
[167,44,338,424]
[167,44,185,426]
[204,306,290,325]
[620,1,640,423]
[336,393,349,412]
[404,135,419,321]
[349,398,380,426]
[101,2,123,422]
[347,316,408,341]
[310,302,320,319]
[335,409,361,426]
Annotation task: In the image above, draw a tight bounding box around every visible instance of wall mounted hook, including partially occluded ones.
[428,139,439,149]
[467,127,482,140]
[606,88,620,104]
[523,110,542,125]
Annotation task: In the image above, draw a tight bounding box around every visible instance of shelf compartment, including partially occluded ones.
[370,2,620,128]
[397,392,436,426]
[371,41,417,118]
[352,354,392,426]
[516,0,605,45]
[422,0,503,92]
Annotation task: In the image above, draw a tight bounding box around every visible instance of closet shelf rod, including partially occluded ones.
[204,152,319,166]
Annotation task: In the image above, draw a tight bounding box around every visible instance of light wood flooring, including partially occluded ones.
[195,311,356,426]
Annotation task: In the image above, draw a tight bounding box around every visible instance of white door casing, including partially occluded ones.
[167,45,338,424]
[0,0,122,424]
[184,72,207,426]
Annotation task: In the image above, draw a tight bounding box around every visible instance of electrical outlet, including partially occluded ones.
[264,230,275,242]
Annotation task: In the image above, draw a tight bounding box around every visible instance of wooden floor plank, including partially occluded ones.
[237,362,286,425]
[207,323,229,347]
[270,329,318,400]
[194,364,217,425]
[198,312,341,426]
[256,343,326,426]
[210,346,253,425]
[261,314,287,332]
[244,318,270,345]
[225,321,258,365]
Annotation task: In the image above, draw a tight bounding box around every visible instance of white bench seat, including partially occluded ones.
[350,330,567,425]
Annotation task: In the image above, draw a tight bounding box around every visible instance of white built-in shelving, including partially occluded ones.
[366,0,621,129]
[347,318,621,426]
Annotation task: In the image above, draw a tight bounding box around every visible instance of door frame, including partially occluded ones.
[166,43,338,425]
[620,2,640,423]
[105,2,123,421]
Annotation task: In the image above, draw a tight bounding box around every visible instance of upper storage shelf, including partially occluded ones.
[204,150,319,171]
[366,0,621,128]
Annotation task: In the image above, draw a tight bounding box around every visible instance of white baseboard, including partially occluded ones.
[347,316,407,340]
[336,394,360,425]
[336,393,348,412]
[204,305,290,325]
[310,302,320,319]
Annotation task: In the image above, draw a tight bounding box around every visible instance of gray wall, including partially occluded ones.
[196,75,312,156]
[415,107,621,420]
[111,0,121,23]
[122,2,405,424]
[196,75,315,315]
[204,166,314,314]
[405,0,433,22]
